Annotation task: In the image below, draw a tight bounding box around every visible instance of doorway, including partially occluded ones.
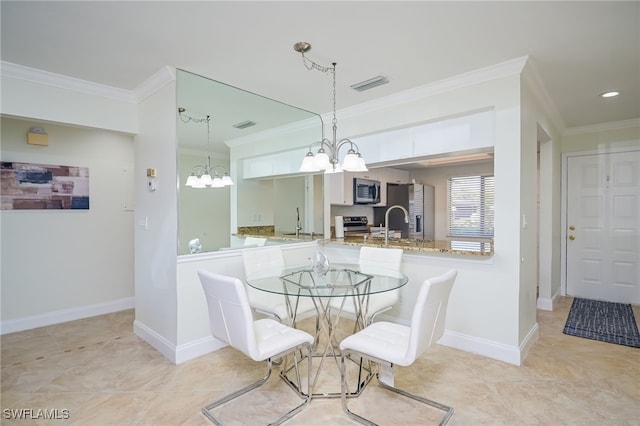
[562,148,640,304]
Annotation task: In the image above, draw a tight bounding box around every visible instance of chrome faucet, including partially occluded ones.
[384,205,409,246]
[295,207,302,238]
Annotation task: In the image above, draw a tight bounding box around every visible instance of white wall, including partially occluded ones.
[133,78,180,353]
[273,177,306,233]
[331,74,530,353]
[520,70,563,315]
[562,124,640,153]
[0,117,135,332]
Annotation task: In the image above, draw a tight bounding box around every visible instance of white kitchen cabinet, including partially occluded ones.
[380,167,410,184]
[357,169,378,181]
[329,170,380,205]
[242,147,307,179]
[328,171,355,205]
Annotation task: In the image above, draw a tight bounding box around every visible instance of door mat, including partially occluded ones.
[563,298,640,348]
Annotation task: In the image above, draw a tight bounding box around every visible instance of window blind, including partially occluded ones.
[448,175,495,237]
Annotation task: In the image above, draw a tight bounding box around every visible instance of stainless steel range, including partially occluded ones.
[342,216,369,235]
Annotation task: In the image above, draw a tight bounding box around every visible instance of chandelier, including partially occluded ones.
[178,107,233,188]
[294,42,367,174]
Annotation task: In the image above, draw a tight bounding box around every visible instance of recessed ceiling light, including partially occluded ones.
[599,91,620,98]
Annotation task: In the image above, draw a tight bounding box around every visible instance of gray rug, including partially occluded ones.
[563,298,640,348]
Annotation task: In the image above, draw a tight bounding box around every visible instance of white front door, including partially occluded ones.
[565,149,640,304]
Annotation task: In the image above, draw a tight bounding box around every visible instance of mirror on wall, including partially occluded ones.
[177,69,322,255]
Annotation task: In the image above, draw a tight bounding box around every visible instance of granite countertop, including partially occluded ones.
[328,236,493,256]
[235,226,492,256]
[235,226,321,242]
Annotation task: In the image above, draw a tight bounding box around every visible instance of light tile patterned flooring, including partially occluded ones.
[1,297,639,425]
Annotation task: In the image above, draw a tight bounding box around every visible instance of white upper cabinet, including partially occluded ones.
[242,148,307,179]
[380,167,410,184]
[328,171,355,205]
[243,110,493,180]
[354,110,494,166]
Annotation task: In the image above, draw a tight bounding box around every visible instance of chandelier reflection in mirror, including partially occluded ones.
[294,42,368,174]
[178,107,233,188]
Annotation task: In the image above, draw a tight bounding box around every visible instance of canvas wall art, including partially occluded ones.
[1,162,90,210]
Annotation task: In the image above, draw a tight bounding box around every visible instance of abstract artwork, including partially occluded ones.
[1,162,89,210]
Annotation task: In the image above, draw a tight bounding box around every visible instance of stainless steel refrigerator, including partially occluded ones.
[374,183,434,240]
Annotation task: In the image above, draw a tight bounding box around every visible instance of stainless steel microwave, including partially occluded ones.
[353,178,381,204]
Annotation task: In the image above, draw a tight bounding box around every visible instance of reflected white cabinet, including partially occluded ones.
[242,148,307,179]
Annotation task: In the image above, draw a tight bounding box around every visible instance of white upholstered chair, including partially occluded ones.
[339,269,458,426]
[242,246,317,325]
[330,246,403,326]
[198,270,313,425]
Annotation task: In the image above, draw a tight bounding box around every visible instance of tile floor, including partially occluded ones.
[1,297,639,425]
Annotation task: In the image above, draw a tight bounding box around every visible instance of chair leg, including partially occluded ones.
[377,379,454,426]
[202,361,273,426]
[340,351,454,426]
[341,353,376,426]
[203,343,312,426]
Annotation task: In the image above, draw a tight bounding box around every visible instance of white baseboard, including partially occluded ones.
[175,336,227,364]
[133,320,227,365]
[518,322,540,363]
[537,296,554,311]
[376,313,540,366]
[537,289,561,311]
[133,320,177,362]
[0,297,135,335]
[438,323,538,366]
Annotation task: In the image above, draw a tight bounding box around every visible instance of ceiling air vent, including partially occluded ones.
[232,120,256,129]
[350,75,389,92]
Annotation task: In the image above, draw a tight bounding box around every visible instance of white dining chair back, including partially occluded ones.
[242,245,317,325]
[199,271,259,358]
[242,245,285,280]
[358,246,403,275]
[331,246,403,326]
[198,270,313,425]
[407,268,457,364]
[339,269,458,425]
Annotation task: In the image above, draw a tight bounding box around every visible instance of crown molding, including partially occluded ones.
[337,56,530,121]
[562,117,640,136]
[521,59,566,133]
[1,61,137,103]
[134,66,176,102]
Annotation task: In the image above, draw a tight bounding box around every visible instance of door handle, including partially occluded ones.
[569,225,575,230]
[569,235,575,240]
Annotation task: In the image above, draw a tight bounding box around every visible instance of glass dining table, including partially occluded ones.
[246,263,408,399]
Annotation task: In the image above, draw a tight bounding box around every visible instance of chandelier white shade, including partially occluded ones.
[179,108,234,188]
[294,42,368,174]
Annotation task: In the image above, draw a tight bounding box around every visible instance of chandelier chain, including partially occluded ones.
[294,41,368,173]
[332,64,337,127]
